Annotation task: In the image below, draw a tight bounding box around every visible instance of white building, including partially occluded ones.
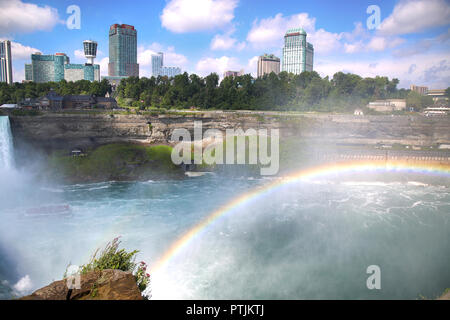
[367,99,406,112]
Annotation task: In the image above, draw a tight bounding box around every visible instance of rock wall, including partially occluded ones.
[7,111,450,153]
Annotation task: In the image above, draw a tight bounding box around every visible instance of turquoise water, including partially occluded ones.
[0,172,449,299]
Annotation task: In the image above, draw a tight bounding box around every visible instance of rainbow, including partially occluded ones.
[152,160,450,272]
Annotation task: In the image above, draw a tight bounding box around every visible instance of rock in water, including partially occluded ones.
[19,269,143,300]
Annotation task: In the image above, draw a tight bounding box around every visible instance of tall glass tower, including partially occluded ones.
[108,24,139,77]
[151,52,164,77]
[282,28,314,75]
[0,40,13,84]
[151,52,181,78]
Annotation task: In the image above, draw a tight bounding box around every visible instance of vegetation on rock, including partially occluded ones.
[48,143,182,183]
[76,238,151,298]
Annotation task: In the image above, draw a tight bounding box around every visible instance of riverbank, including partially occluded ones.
[39,140,450,185]
[4,110,450,183]
[6,110,450,152]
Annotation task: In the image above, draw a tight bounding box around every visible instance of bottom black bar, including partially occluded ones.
[1,300,446,318]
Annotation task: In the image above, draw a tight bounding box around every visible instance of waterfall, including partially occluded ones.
[0,116,14,169]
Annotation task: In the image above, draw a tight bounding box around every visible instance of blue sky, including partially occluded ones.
[0,0,449,88]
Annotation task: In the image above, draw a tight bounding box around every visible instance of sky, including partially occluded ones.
[0,0,449,89]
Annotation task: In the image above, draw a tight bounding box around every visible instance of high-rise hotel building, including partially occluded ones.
[257,54,280,78]
[108,24,139,77]
[27,42,100,83]
[30,52,69,83]
[282,28,314,75]
[0,40,13,84]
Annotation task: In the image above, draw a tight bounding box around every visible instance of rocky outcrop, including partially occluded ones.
[20,269,143,300]
[7,111,450,154]
[438,290,450,300]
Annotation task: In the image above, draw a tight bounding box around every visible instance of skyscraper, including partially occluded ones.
[0,40,13,84]
[108,24,139,77]
[31,52,69,83]
[151,52,164,77]
[257,54,280,78]
[151,52,181,78]
[282,28,314,75]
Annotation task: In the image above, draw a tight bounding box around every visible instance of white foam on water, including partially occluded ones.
[13,275,32,294]
[407,181,430,187]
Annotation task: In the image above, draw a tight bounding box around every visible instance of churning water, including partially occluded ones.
[0,173,449,299]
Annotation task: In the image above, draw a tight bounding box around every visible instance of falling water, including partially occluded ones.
[0,116,14,169]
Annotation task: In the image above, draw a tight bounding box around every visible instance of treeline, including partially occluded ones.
[1,72,441,112]
[116,71,433,112]
[0,79,112,104]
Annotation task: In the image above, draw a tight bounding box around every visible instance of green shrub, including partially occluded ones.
[80,237,138,274]
[76,237,152,297]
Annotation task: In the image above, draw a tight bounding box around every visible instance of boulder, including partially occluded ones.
[20,269,143,300]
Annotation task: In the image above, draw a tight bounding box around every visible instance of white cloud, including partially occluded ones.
[246,12,342,54]
[211,33,235,50]
[393,29,450,57]
[196,56,242,77]
[195,55,257,78]
[366,37,388,51]
[247,56,259,77]
[343,35,405,53]
[350,36,404,52]
[379,0,450,36]
[246,13,315,49]
[161,0,238,33]
[99,57,109,77]
[74,49,85,60]
[0,39,41,60]
[211,29,246,51]
[0,0,62,36]
[13,66,24,83]
[344,41,364,54]
[341,22,368,43]
[308,29,342,54]
[315,52,450,89]
[341,21,405,54]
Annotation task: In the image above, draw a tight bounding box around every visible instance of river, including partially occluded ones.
[0,172,449,299]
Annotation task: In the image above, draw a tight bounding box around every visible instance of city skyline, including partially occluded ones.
[0,0,449,88]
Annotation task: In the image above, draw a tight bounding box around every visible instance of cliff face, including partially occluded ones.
[8,111,450,153]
